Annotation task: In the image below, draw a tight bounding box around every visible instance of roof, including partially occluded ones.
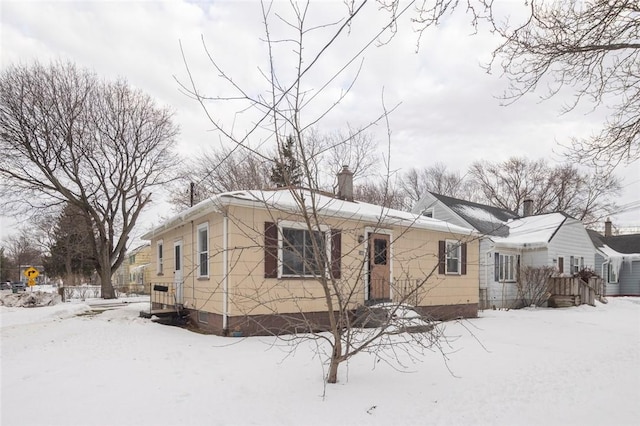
[492,213,568,249]
[602,234,640,255]
[428,193,518,237]
[587,229,605,248]
[141,188,476,240]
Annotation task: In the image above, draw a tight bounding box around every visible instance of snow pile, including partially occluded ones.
[2,297,639,426]
[0,290,61,307]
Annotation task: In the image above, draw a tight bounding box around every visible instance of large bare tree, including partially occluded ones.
[400,163,478,207]
[0,61,179,298]
[490,0,640,168]
[469,157,621,224]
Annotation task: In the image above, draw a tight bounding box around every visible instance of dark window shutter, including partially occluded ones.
[264,222,278,278]
[494,252,500,282]
[438,240,445,274]
[331,229,341,279]
[461,242,467,275]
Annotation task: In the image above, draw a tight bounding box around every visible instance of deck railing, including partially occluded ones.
[548,276,604,307]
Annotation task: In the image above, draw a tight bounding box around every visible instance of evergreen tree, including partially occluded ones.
[271,135,302,187]
[42,204,95,284]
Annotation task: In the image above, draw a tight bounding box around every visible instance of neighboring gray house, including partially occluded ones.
[413,193,597,309]
[589,227,640,296]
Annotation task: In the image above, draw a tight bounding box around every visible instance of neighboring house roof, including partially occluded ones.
[425,193,518,237]
[492,213,569,249]
[142,189,476,240]
[602,234,640,255]
[587,229,605,249]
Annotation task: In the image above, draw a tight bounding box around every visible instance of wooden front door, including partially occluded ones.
[368,233,391,301]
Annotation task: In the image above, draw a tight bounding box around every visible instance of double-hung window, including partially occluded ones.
[605,263,618,284]
[197,223,209,277]
[495,253,517,282]
[280,222,328,277]
[569,255,584,274]
[445,240,461,274]
[157,240,164,275]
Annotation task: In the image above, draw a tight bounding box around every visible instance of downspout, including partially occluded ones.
[192,220,195,308]
[222,213,229,333]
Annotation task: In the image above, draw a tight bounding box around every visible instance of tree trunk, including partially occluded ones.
[98,251,116,299]
[327,333,342,384]
[100,267,116,299]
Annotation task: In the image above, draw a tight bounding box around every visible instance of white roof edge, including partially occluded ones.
[141,189,478,240]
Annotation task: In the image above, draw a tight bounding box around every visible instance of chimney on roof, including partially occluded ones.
[605,217,612,237]
[337,165,353,202]
[523,199,533,217]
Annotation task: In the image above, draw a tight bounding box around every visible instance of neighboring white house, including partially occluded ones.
[413,193,597,309]
[589,224,640,296]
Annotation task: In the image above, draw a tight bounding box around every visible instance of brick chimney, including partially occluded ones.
[523,199,533,217]
[604,218,612,237]
[337,165,353,201]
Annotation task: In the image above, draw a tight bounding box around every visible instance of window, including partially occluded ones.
[423,208,434,219]
[264,222,341,279]
[445,240,461,274]
[557,256,564,274]
[438,240,467,275]
[604,263,618,284]
[569,256,584,274]
[281,227,326,277]
[129,254,136,265]
[373,238,388,265]
[157,240,163,274]
[495,253,518,282]
[198,311,208,324]
[197,223,209,277]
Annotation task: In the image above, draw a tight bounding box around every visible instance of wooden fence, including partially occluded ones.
[547,277,604,307]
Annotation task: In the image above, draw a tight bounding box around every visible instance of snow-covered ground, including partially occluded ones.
[1,294,639,426]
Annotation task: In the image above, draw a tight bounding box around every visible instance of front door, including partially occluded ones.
[368,233,391,302]
[174,240,183,304]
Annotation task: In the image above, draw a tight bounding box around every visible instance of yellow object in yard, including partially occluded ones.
[23,267,39,280]
[27,278,36,287]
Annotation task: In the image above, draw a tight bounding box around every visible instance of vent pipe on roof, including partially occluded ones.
[523,199,533,217]
[605,217,612,237]
[337,165,354,202]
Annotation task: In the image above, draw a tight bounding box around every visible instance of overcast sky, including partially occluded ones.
[1,0,638,241]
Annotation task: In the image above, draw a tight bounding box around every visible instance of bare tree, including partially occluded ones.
[400,163,478,207]
[168,146,273,210]
[490,0,640,168]
[4,230,43,281]
[469,157,620,224]
[175,1,472,384]
[354,178,408,210]
[0,61,179,298]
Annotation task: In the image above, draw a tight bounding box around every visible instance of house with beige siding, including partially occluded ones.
[141,187,479,336]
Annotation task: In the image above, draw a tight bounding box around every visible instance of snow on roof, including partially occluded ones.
[492,213,568,249]
[453,205,505,224]
[419,193,517,236]
[142,188,475,239]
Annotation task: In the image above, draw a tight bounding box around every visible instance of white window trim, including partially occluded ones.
[497,253,517,283]
[445,239,461,275]
[569,255,583,274]
[278,220,330,278]
[197,222,209,278]
[157,239,164,275]
[603,262,618,284]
